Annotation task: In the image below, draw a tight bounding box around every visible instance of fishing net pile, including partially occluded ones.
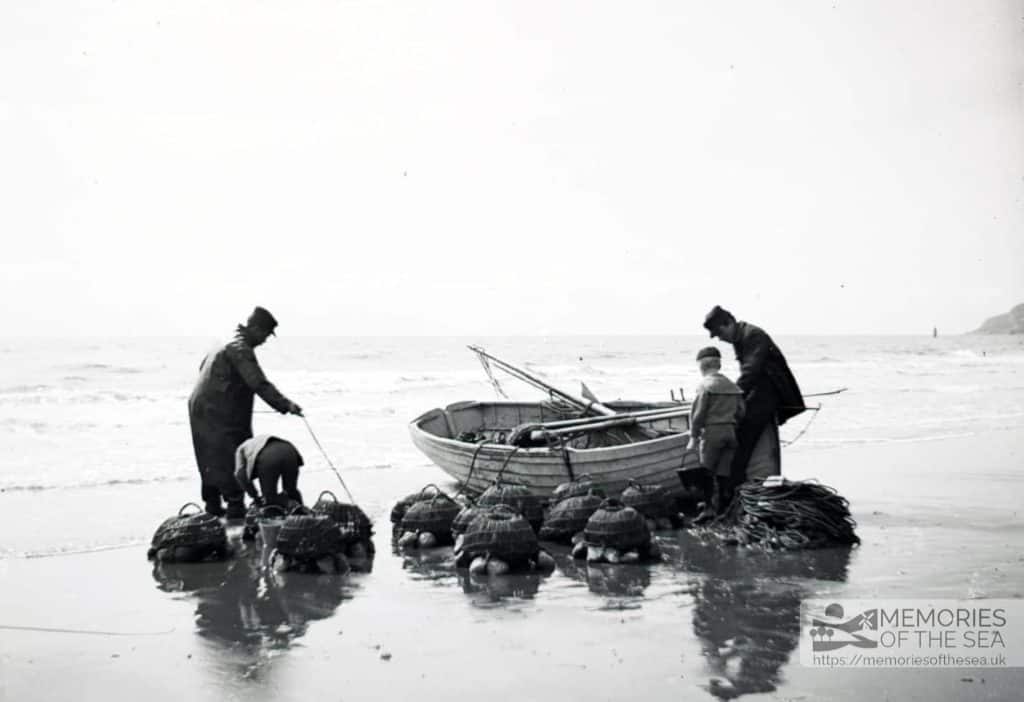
[701,478,859,549]
[147,503,230,562]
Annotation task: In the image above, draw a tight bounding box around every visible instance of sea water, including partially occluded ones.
[1,334,1022,557]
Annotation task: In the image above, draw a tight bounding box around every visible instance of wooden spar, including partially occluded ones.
[508,405,689,445]
[518,405,690,431]
[529,408,688,441]
[467,345,616,416]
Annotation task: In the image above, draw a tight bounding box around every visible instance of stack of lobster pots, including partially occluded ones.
[312,490,375,569]
[475,478,547,531]
[451,498,492,553]
[538,475,605,544]
[242,502,297,541]
[573,498,662,564]
[620,480,679,531]
[147,503,231,563]
[271,506,350,574]
[454,504,555,575]
[395,484,462,549]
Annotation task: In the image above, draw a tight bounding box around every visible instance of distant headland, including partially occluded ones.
[972,303,1024,334]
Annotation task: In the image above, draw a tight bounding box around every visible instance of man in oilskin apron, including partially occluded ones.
[188,306,303,518]
[702,306,805,499]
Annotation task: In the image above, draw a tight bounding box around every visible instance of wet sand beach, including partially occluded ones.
[2,427,1022,701]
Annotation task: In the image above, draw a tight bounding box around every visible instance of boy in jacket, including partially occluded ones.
[687,346,745,520]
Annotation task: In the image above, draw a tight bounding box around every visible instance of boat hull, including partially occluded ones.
[408,401,702,497]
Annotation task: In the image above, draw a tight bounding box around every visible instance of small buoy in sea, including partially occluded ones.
[397,531,419,549]
[418,531,438,548]
[587,545,605,563]
[469,556,489,575]
[620,550,639,564]
[486,558,510,576]
[535,550,556,572]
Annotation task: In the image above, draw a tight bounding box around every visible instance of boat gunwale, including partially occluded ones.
[409,406,689,459]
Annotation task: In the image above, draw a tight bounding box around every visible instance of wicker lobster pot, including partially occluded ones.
[538,493,604,543]
[620,480,674,520]
[552,474,605,504]
[451,501,491,536]
[147,503,228,561]
[399,485,461,545]
[584,499,651,552]
[276,510,346,560]
[477,479,546,530]
[459,505,539,567]
[390,491,426,526]
[312,490,374,542]
[242,503,291,541]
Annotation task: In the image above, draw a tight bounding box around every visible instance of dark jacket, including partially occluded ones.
[732,321,805,426]
[188,327,293,475]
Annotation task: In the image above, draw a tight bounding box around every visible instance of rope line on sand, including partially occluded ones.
[20,542,146,560]
[301,416,357,504]
[0,624,176,636]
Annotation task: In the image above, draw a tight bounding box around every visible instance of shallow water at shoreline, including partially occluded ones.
[3,430,1023,701]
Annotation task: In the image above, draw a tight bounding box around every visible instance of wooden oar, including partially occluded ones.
[528,408,689,442]
[468,345,616,416]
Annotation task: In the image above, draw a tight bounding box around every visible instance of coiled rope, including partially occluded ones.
[702,478,859,549]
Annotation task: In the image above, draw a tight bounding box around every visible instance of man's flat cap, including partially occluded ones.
[247,306,278,335]
[702,305,735,336]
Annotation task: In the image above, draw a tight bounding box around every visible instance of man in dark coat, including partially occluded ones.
[703,306,805,490]
[188,306,303,518]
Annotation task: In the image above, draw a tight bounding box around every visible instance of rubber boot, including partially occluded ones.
[225,499,247,520]
[204,501,225,517]
[716,476,734,515]
[692,476,718,525]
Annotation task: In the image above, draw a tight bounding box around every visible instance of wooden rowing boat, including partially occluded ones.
[408,399,702,497]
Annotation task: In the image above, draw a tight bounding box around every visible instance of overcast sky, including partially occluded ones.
[2,1,1021,336]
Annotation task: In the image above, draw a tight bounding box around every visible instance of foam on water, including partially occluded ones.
[0,334,1022,496]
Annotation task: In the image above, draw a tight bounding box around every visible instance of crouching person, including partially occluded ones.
[687,347,745,522]
[235,435,305,510]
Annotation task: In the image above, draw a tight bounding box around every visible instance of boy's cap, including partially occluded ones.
[696,346,721,361]
[247,306,278,335]
[703,305,734,336]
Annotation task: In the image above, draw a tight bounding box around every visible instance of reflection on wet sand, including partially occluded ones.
[152,541,364,680]
[663,532,854,699]
[550,548,653,607]
[399,547,547,605]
